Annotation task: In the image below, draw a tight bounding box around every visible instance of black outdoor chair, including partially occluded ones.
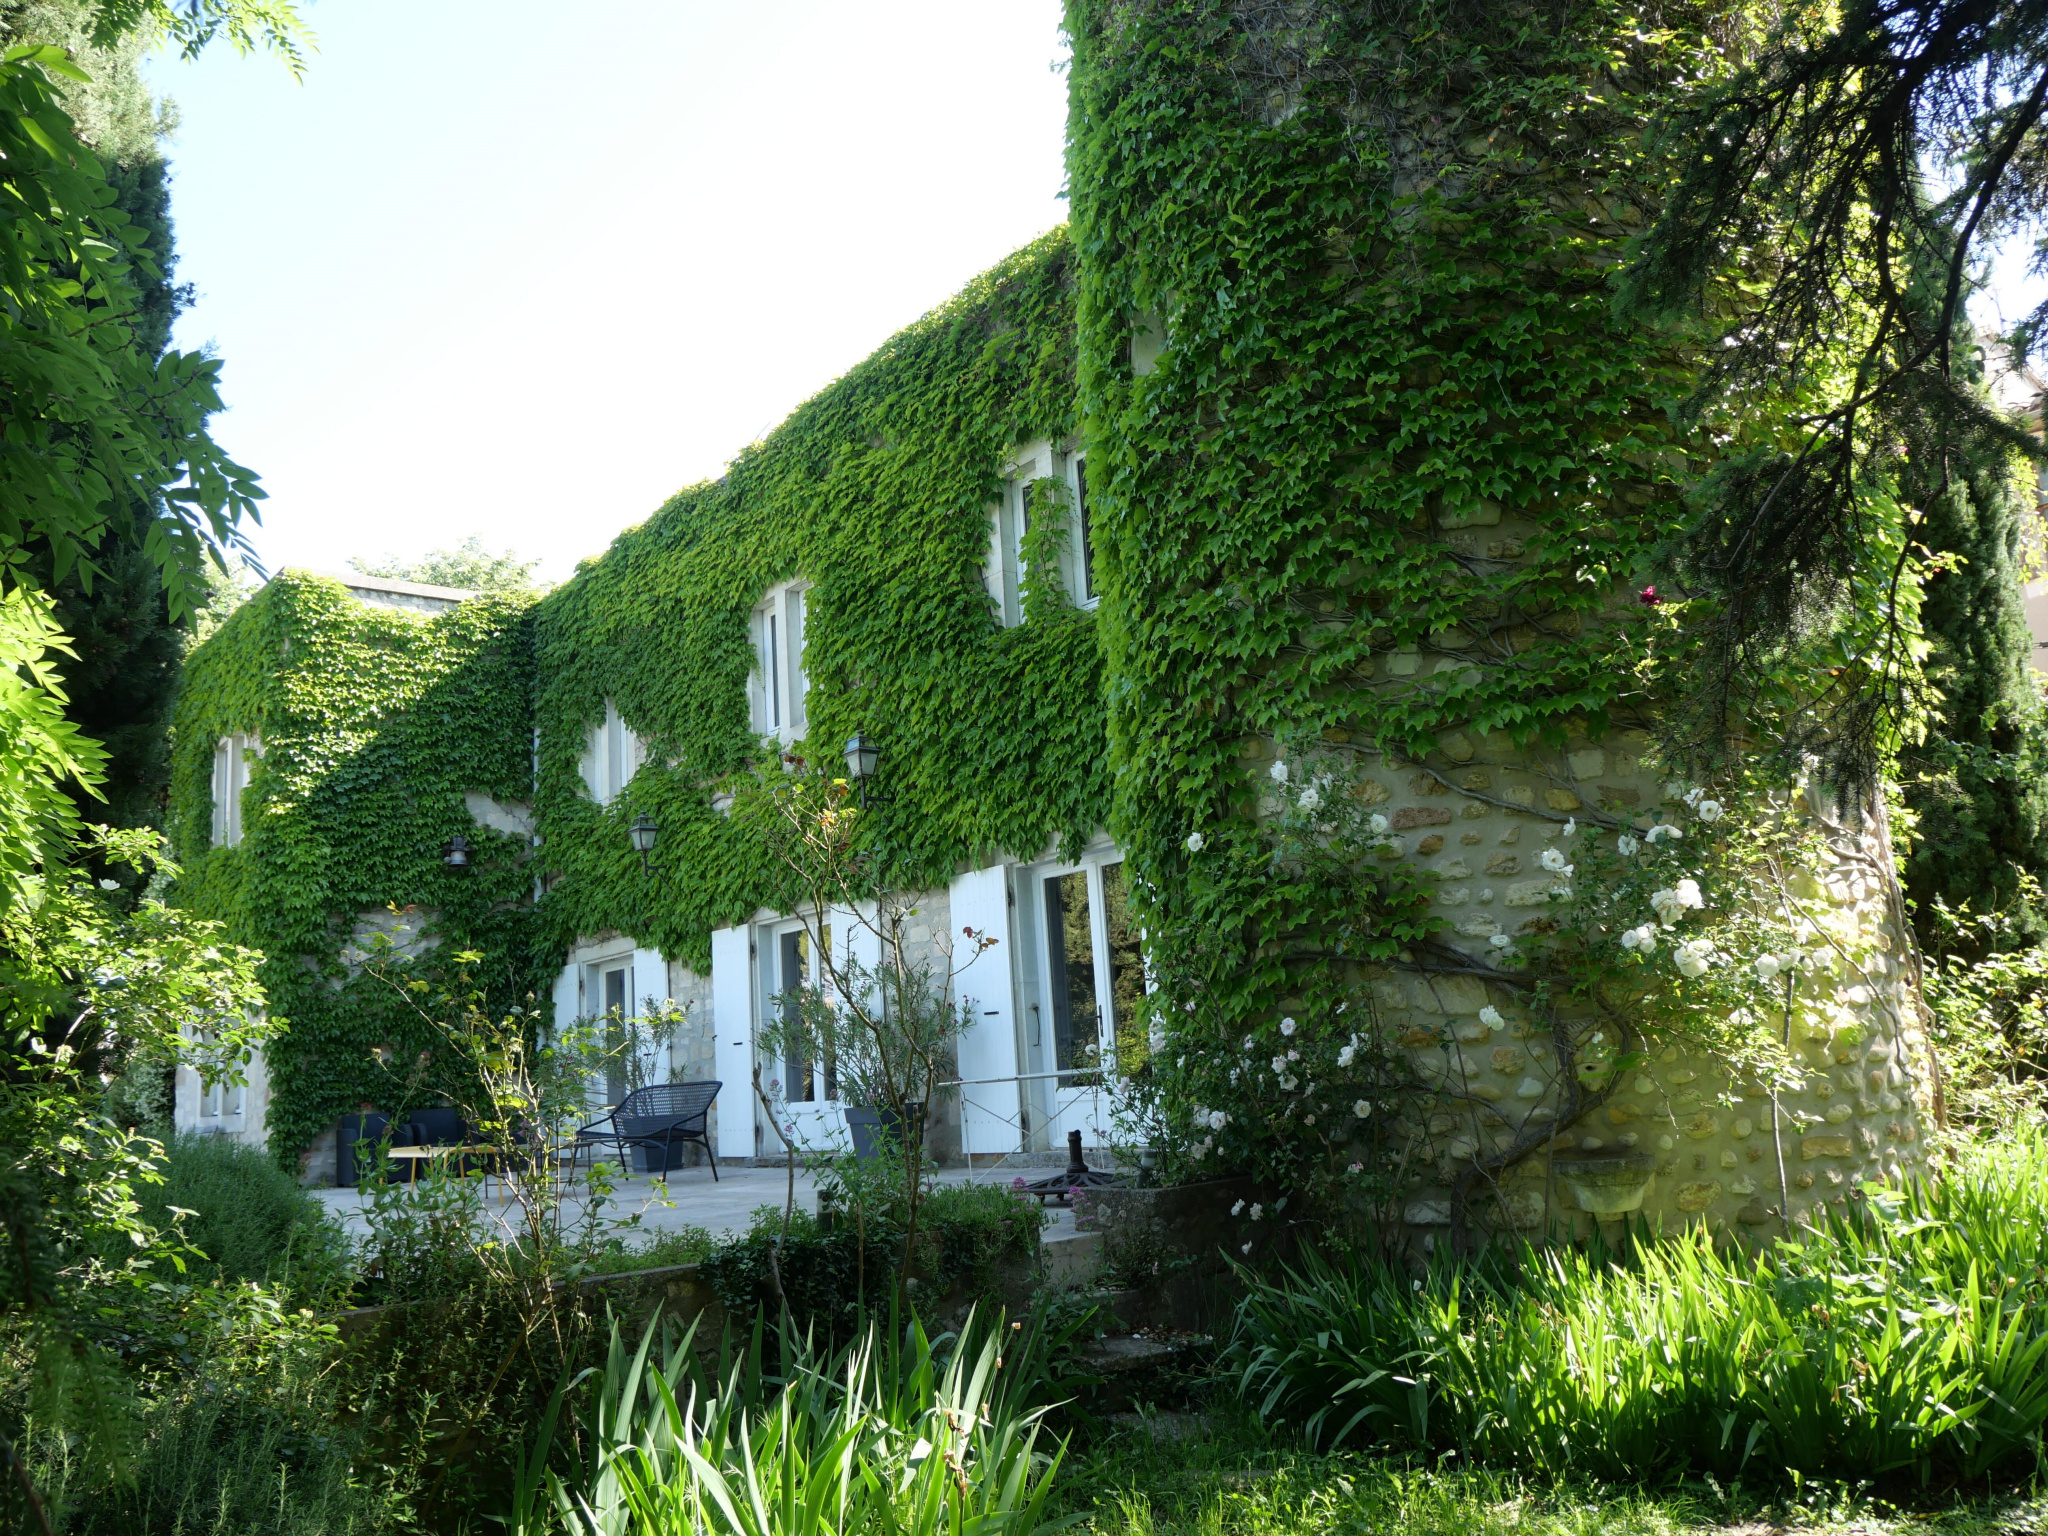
[573,1081,721,1184]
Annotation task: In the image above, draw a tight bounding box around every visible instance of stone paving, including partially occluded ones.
[311,1159,1082,1250]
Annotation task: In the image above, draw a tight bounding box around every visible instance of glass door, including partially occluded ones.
[763,918,846,1152]
[601,963,629,1107]
[1029,856,1144,1147]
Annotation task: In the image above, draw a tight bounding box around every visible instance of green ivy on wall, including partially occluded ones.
[170,573,543,1164]
[1060,0,1932,1201]
[172,235,1118,1164]
[529,233,1108,974]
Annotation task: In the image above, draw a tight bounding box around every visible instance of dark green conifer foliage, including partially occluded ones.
[4,4,197,861]
[1900,392,2048,952]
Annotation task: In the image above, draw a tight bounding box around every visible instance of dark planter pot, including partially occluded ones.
[845,1102,926,1161]
[633,1140,691,1174]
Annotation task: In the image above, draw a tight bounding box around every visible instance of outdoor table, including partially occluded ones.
[382,1143,508,1200]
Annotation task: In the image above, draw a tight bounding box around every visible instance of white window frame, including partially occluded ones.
[581,699,643,805]
[750,580,810,746]
[1067,450,1098,610]
[1015,846,1140,1145]
[192,1026,242,1119]
[210,732,261,849]
[987,441,1094,625]
[756,913,850,1153]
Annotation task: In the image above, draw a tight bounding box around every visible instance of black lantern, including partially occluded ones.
[444,833,472,869]
[842,732,881,785]
[627,812,657,873]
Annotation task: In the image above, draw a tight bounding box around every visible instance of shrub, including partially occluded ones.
[124,1134,349,1299]
[40,1363,404,1536]
[582,1224,721,1274]
[1229,1134,2048,1484]
[699,1186,1044,1332]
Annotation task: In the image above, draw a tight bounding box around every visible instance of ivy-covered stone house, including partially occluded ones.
[169,2,1954,1240]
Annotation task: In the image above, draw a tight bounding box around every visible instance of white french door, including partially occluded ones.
[760,917,849,1154]
[1023,855,1144,1147]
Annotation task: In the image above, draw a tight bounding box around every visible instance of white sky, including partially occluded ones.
[148,7,2043,588]
[146,1,1073,584]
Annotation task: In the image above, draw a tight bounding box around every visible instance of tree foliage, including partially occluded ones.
[1618,0,2048,794]
[350,534,543,595]
[0,42,262,627]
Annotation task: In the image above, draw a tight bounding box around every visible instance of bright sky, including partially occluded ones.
[146,1,1072,584]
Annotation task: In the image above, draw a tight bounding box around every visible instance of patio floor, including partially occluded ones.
[311,1158,1084,1249]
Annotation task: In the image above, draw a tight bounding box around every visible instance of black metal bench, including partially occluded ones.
[573,1081,721,1183]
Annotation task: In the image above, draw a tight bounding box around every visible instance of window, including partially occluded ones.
[581,700,642,804]
[988,475,1030,628]
[751,581,809,744]
[987,442,1095,625]
[1069,454,1097,608]
[765,918,835,1103]
[1038,859,1145,1077]
[192,1027,244,1118]
[210,733,260,848]
[602,963,628,1105]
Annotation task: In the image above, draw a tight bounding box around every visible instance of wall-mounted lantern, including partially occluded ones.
[628,812,658,874]
[444,833,472,869]
[842,733,882,805]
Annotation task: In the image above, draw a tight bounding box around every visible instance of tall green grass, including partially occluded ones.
[1230,1136,2048,1484]
[38,1365,405,1536]
[510,1307,1072,1535]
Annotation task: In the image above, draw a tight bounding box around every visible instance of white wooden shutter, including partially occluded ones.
[710,925,755,1160]
[550,962,580,1037]
[949,864,1022,1155]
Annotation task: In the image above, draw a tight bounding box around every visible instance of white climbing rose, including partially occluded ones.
[1674,937,1716,977]
[1696,799,1724,822]
[1280,1017,1296,1035]
[1354,1099,1373,1118]
[1270,760,1290,784]
[1617,833,1639,855]
[1479,1005,1504,1027]
[1369,812,1390,835]
[1186,830,1206,852]
[1299,785,1322,812]
[1649,879,1704,926]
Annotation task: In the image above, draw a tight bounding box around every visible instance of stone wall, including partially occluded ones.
[1245,724,1937,1242]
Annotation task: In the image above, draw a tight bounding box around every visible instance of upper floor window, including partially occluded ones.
[582,700,643,805]
[1069,453,1097,609]
[751,581,809,745]
[986,442,1096,627]
[211,732,260,848]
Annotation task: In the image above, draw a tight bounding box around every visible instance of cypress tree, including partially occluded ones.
[1900,344,2048,953]
[2,2,200,856]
